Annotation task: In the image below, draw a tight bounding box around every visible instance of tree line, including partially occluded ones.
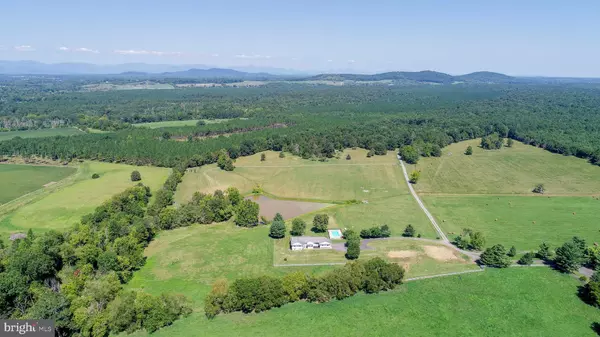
[204,257,404,318]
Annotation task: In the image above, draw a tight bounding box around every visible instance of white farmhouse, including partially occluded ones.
[290,236,332,251]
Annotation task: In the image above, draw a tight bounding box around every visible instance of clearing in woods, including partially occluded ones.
[0,128,84,142]
[405,139,600,249]
[175,149,434,237]
[0,164,76,204]
[133,119,229,128]
[0,161,170,237]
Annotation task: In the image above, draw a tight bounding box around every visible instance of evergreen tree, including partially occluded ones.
[480,244,511,268]
[536,242,553,260]
[402,224,416,237]
[465,146,473,155]
[507,246,517,257]
[517,252,534,265]
[345,240,360,260]
[269,220,286,239]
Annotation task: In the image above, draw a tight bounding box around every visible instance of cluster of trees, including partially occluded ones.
[480,133,504,150]
[402,224,418,237]
[343,229,361,260]
[453,229,486,251]
[204,258,404,318]
[155,188,246,230]
[360,225,391,239]
[0,186,191,336]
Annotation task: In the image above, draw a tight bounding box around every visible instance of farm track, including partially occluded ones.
[237,163,396,168]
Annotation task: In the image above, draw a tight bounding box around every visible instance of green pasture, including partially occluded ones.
[0,128,84,142]
[409,139,600,195]
[126,266,600,337]
[0,162,170,237]
[424,195,600,250]
[0,164,76,204]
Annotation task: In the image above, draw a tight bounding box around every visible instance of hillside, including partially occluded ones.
[306,70,515,84]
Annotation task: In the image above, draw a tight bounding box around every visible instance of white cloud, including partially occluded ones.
[348,59,356,63]
[14,45,35,51]
[113,49,183,56]
[75,47,99,53]
[59,46,99,53]
[235,54,271,59]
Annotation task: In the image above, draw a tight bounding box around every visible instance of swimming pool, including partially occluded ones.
[328,229,343,239]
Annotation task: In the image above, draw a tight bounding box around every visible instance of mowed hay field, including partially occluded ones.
[0,127,84,142]
[127,266,600,337]
[0,164,76,204]
[424,195,600,249]
[0,162,170,237]
[133,119,228,128]
[177,149,407,202]
[175,149,433,237]
[408,139,600,195]
[406,139,600,249]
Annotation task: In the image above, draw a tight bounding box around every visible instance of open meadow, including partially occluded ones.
[404,139,600,249]
[0,161,170,237]
[408,139,600,195]
[0,164,76,204]
[0,127,84,142]
[133,119,229,128]
[127,265,600,337]
[175,149,434,237]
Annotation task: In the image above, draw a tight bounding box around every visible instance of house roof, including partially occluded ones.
[291,236,332,245]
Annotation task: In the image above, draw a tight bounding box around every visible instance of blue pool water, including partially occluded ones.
[329,229,343,239]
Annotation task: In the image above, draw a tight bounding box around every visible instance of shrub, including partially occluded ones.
[402,224,416,237]
[279,151,285,158]
[345,239,360,260]
[92,173,100,179]
[507,246,517,257]
[260,153,266,161]
[517,252,534,265]
[537,242,553,260]
[130,170,141,182]
[465,146,473,155]
[409,170,420,184]
[532,184,545,194]
[346,154,351,160]
[360,225,391,238]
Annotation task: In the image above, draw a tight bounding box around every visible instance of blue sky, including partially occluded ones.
[0,0,598,76]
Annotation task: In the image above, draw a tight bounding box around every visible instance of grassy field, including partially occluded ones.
[0,128,84,142]
[133,119,229,129]
[274,237,477,274]
[127,266,600,337]
[0,164,76,204]
[175,149,433,237]
[423,195,600,249]
[408,139,600,195]
[0,162,170,237]
[177,149,408,202]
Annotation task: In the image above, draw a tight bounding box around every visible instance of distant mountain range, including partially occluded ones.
[1,60,599,84]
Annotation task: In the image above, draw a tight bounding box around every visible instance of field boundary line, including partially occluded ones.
[405,268,485,281]
[418,192,600,197]
[273,262,347,267]
[397,156,449,243]
[237,163,396,168]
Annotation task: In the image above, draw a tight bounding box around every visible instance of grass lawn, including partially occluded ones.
[408,139,600,195]
[133,119,229,129]
[176,149,408,203]
[423,195,600,250]
[0,162,170,237]
[0,164,76,204]
[126,267,600,337]
[274,237,478,276]
[0,128,84,142]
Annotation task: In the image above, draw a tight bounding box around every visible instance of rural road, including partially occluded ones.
[397,155,449,243]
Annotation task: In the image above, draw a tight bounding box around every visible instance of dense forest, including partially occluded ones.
[0,83,599,166]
